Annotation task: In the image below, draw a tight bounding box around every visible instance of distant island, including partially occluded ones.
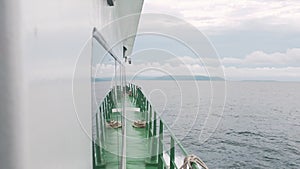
[94,75,224,81]
[241,80,279,82]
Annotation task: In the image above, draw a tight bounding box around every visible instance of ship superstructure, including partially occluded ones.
[0,0,207,168]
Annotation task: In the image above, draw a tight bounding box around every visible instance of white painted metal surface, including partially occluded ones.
[112,107,140,113]
[0,1,22,169]
[0,0,143,168]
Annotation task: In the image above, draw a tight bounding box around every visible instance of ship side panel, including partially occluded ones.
[0,0,143,168]
[0,0,22,168]
[20,0,120,169]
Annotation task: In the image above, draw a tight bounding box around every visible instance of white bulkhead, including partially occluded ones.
[0,0,143,168]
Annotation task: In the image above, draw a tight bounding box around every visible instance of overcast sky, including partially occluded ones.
[135,0,300,81]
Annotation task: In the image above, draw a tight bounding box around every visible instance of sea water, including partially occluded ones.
[132,81,300,168]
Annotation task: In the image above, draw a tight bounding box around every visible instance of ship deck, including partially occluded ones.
[102,96,157,169]
[93,84,200,169]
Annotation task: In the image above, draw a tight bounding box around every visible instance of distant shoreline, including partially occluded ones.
[94,75,225,81]
[93,77,300,82]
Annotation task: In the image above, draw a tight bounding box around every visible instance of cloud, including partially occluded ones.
[94,1,300,82]
[95,48,300,81]
[224,66,300,81]
[143,0,300,34]
[222,48,300,68]
[221,48,300,80]
[94,58,224,78]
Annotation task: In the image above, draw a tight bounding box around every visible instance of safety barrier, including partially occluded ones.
[128,84,200,169]
[93,84,204,169]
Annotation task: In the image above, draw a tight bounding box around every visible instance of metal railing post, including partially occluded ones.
[99,106,105,147]
[158,120,164,169]
[94,113,102,166]
[170,137,175,169]
[151,110,158,163]
[153,111,157,136]
[148,105,152,137]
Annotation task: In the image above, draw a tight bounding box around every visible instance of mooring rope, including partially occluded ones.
[107,120,122,128]
[179,155,209,169]
[132,120,146,128]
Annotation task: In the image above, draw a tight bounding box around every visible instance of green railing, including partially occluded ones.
[128,84,199,169]
[93,84,201,169]
[93,87,121,169]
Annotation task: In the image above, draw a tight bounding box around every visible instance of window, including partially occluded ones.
[107,0,114,6]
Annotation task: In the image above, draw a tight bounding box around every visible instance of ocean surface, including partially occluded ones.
[130,81,300,168]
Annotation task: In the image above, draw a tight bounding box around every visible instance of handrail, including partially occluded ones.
[93,83,206,169]
[159,118,188,156]
[128,83,201,169]
[93,86,123,169]
[92,28,122,64]
[120,65,127,169]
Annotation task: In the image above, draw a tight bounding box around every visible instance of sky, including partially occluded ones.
[135,0,300,81]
